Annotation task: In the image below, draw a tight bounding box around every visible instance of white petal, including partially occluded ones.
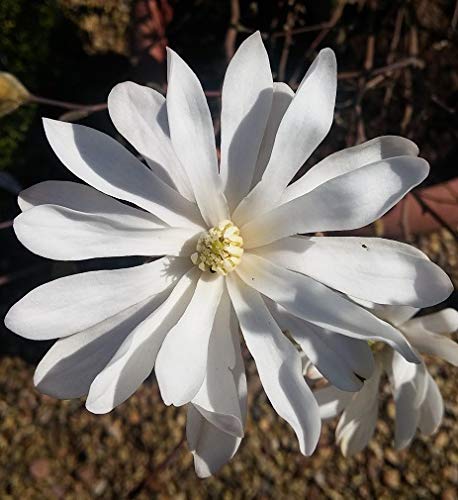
[256,236,453,307]
[402,309,458,366]
[155,274,225,406]
[34,294,164,399]
[108,82,194,201]
[43,118,203,228]
[233,48,337,224]
[237,253,419,362]
[5,257,189,340]
[272,303,374,391]
[14,204,200,260]
[166,49,229,226]
[187,405,242,478]
[192,291,244,437]
[18,181,161,228]
[362,303,419,327]
[314,385,353,420]
[86,269,198,413]
[251,83,294,188]
[405,308,458,334]
[241,156,429,248]
[336,361,382,457]
[418,373,444,436]
[220,31,273,209]
[390,351,428,449]
[282,136,419,203]
[227,273,321,455]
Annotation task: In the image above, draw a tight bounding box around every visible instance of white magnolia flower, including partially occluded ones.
[315,307,458,456]
[4,32,453,476]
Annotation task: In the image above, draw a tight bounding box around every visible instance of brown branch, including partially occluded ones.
[29,94,107,113]
[288,1,345,87]
[225,0,240,61]
[411,192,458,241]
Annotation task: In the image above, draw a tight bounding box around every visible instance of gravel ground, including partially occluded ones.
[0,233,457,499]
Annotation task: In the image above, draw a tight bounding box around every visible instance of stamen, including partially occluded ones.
[191,220,244,276]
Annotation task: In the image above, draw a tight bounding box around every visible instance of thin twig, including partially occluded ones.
[225,0,240,61]
[288,1,345,87]
[28,94,107,113]
[412,192,458,241]
[0,220,13,230]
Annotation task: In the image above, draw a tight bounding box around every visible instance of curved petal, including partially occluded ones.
[402,309,458,366]
[43,118,203,229]
[192,292,244,437]
[233,48,337,224]
[418,373,444,436]
[236,253,419,362]
[251,83,294,188]
[256,236,453,307]
[186,405,242,478]
[405,309,458,334]
[86,269,198,414]
[14,204,200,260]
[5,257,190,340]
[155,273,225,406]
[166,49,229,226]
[282,136,419,203]
[220,31,273,209]
[390,351,428,449]
[108,82,194,201]
[362,303,419,327]
[242,156,429,248]
[34,294,164,399]
[227,273,321,456]
[314,385,353,420]
[18,181,161,228]
[271,303,374,391]
[336,361,382,457]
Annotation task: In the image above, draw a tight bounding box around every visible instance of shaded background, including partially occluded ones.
[0,0,457,497]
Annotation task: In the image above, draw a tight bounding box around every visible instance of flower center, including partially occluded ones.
[191,220,244,276]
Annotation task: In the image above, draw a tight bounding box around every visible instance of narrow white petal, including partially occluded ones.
[256,236,453,307]
[418,373,444,436]
[242,156,429,248]
[405,309,458,334]
[5,257,189,340]
[402,309,458,366]
[336,362,382,457]
[237,253,419,362]
[283,136,419,202]
[155,274,225,406]
[187,405,242,478]
[192,292,244,437]
[390,351,428,449]
[314,385,353,420]
[108,82,194,200]
[18,181,161,228]
[362,303,419,327]
[86,270,198,413]
[272,303,374,391]
[227,273,321,455]
[251,83,294,187]
[34,294,164,399]
[42,118,203,228]
[233,48,337,224]
[220,31,273,208]
[166,49,229,226]
[14,204,200,260]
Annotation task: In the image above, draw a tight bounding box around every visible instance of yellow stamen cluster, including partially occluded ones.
[191,220,244,276]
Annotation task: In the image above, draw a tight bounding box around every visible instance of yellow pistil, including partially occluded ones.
[191,220,244,276]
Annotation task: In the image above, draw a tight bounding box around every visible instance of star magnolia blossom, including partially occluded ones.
[315,307,458,457]
[4,32,453,477]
